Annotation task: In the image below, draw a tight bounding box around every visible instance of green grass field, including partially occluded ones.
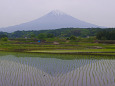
[0,39,115,56]
[28,49,115,55]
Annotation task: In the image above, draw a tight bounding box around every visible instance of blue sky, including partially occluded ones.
[0,0,115,28]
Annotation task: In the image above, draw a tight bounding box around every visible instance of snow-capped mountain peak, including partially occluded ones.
[0,10,100,32]
[48,10,66,16]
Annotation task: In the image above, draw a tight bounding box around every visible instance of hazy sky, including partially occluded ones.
[0,0,115,28]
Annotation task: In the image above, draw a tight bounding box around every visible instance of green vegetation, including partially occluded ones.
[0,33,8,41]
[1,37,8,41]
[0,28,114,56]
[28,49,115,56]
[0,38,114,56]
[0,51,114,59]
[0,33,8,38]
[0,28,114,86]
[96,29,115,40]
[0,28,114,39]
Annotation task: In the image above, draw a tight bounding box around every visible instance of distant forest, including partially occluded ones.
[0,28,115,40]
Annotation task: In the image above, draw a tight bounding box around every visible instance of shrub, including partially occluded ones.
[1,37,8,41]
[70,35,76,40]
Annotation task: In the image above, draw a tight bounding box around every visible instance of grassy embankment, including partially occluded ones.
[0,38,115,56]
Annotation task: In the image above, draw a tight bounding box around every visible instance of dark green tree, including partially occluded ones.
[38,33,46,40]
[96,29,115,40]
[47,33,54,38]
[0,34,8,38]
[70,35,76,40]
[30,34,36,39]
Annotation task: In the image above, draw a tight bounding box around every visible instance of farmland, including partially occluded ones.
[0,28,115,86]
[0,52,115,86]
[0,39,115,56]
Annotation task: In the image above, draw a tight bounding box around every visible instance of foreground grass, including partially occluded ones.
[0,51,115,60]
[29,49,115,52]
[28,49,115,56]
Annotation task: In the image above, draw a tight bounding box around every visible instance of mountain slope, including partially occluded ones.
[0,10,99,32]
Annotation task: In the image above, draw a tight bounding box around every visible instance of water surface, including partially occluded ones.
[0,52,115,86]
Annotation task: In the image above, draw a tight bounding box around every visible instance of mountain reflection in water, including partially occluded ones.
[0,52,115,86]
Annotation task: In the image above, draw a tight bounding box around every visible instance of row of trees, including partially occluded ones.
[0,28,115,40]
[37,33,54,40]
[96,30,115,40]
[2,28,102,38]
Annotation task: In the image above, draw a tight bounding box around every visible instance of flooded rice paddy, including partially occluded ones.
[0,52,115,86]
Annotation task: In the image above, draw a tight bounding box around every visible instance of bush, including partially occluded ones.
[1,37,8,41]
[38,33,46,40]
[70,35,76,40]
[47,33,54,38]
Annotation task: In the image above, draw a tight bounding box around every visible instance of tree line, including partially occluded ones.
[0,28,115,40]
[96,29,115,40]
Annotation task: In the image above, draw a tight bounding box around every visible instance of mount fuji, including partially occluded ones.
[0,10,99,32]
